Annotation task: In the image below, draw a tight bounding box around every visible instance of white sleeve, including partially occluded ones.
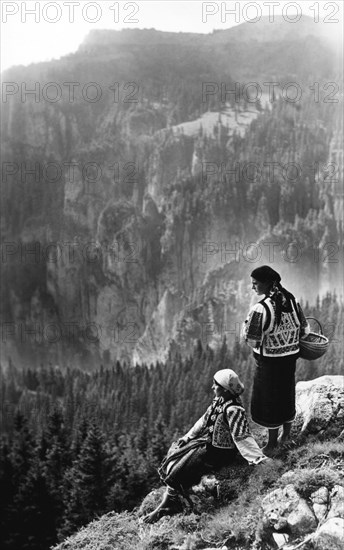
[233,435,268,465]
[242,303,267,349]
[225,406,267,464]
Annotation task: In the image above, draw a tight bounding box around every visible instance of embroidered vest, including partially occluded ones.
[205,398,245,449]
[260,298,301,357]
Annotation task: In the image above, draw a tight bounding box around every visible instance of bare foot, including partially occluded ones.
[278,435,295,450]
[142,498,183,524]
[262,443,277,456]
[278,429,293,444]
[142,507,167,524]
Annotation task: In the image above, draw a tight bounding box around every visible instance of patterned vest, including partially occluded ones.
[261,298,300,357]
[205,398,249,449]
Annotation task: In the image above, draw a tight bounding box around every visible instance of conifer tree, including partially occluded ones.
[43,408,70,526]
[59,423,108,538]
[0,439,15,549]
[10,412,36,488]
[149,413,169,466]
[11,457,55,550]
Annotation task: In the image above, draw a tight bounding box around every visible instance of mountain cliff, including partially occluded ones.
[1,17,343,368]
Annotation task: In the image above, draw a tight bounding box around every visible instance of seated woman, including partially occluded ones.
[143,368,268,523]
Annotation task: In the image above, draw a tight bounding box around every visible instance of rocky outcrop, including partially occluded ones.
[261,484,317,537]
[313,517,344,550]
[260,482,344,549]
[311,487,329,523]
[255,376,344,548]
[295,375,344,433]
[327,485,344,519]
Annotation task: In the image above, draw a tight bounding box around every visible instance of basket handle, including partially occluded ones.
[306,317,324,335]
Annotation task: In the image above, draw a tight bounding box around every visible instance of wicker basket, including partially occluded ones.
[299,317,329,360]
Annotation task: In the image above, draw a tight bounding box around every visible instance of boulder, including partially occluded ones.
[327,485,344,519]
[310,486,329,523]
[261,484,317,537]
[192,474,219,497]
[272,533,289,548]
[295,375,344,433]
[313,517,344,550]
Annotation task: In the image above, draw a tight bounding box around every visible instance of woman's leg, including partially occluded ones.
[280,421,292,441]
[142,442,210,523]
[263,428,279,452]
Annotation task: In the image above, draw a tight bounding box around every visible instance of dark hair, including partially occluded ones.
[251,266,295,326]
[251,265,281,284]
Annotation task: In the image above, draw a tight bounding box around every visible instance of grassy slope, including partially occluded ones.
[53,420,344,550]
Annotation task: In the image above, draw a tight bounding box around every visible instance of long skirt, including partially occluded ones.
[158,438,236,493]
[251,353,297,428]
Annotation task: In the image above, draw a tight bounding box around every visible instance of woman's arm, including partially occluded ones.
[233,436,268,464]
[226,406,267,465]
[242,303,266,349]
[179,405,212,444]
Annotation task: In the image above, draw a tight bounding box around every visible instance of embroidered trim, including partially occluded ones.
[245,310,264,342]
[248,298,302,357]
[211,404,251,448]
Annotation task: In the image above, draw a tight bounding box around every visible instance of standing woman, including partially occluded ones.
[243,266,310,452]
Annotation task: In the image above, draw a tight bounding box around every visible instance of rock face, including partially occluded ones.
[327,485,344,519]
[258,379,344,548]
[261,482,344,550]
[313,517,344,550]
[261,484,317,537]
[295,375,344,433]
[311,487,329,523]
[1,22,343,368]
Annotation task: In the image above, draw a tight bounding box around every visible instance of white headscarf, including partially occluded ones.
[213,369,244,397]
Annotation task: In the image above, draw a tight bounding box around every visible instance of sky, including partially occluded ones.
[1,0,343,73]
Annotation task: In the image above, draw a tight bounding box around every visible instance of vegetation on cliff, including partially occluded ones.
[52,415,344,550]
[0,294,343,549]
[1,23,342,366]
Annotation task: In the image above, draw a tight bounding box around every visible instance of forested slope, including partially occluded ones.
[1,294,342,549]
[1,19,343,367]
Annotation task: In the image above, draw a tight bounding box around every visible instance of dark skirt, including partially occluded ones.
[251,353,298,428]
[158,438,236,493]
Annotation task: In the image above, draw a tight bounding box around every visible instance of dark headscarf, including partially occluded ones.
[251,266,281,285]
[251,265,295,326]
